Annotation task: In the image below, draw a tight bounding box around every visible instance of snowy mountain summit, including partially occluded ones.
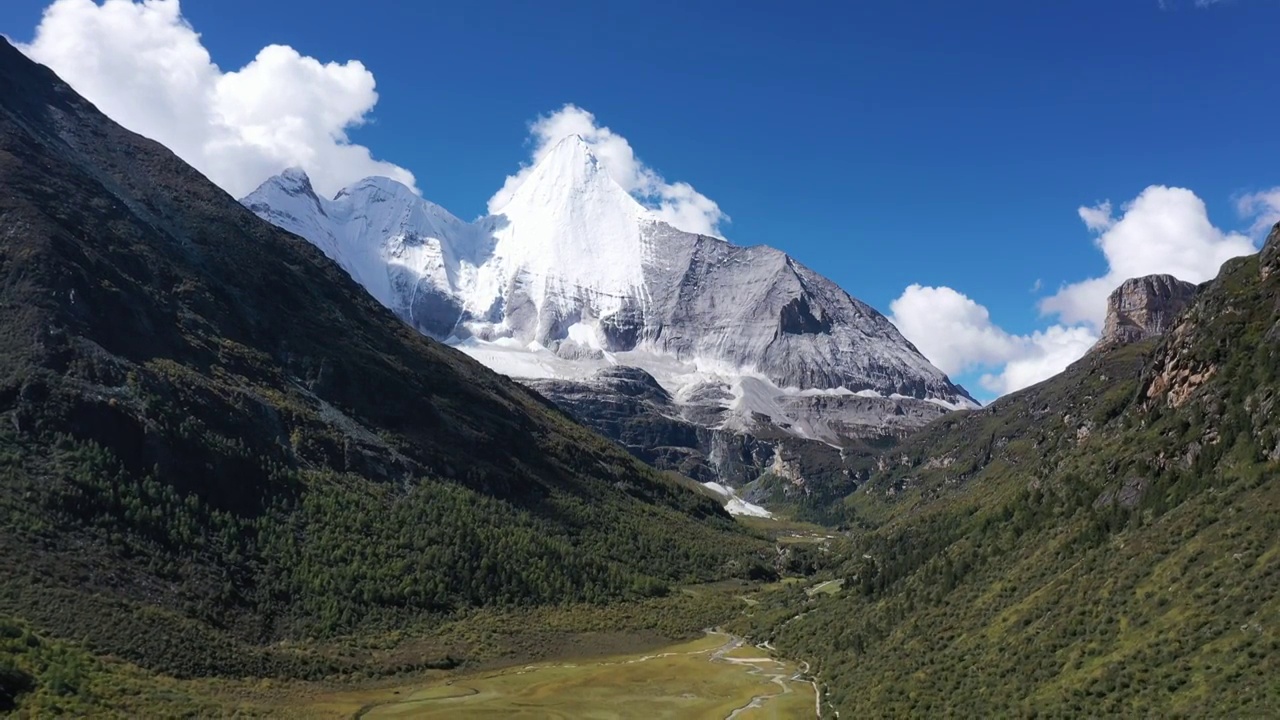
[244,135,976,501]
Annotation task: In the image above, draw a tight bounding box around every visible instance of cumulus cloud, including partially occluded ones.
[18,0,414,199]
[977,326,1099,396]
[889,285,1021,376]
[489,104,729,237]
[890,285,1098,397]
[1040,186,1256,328]
[1236,187,1280,238]
[896,184,1272,398]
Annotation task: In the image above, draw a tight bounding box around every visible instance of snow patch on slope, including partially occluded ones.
[447,336,972,446]
[702,481,773,518]
[565,321,604,351]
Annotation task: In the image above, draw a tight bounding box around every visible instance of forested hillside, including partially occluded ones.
[0,35,767,700]
[735,227,1280,716]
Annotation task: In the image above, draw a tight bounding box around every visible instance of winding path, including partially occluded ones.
[714,636,798,719]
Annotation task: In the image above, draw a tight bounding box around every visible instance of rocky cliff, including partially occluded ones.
[1099,274,1198,347]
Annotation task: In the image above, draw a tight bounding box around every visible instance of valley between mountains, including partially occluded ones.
[1,25,1278,720]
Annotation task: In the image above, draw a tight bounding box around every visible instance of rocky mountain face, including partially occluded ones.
[0,37,764,680]
[524,365,943,514]
[1099,274,1198,347]
[243,136,975,504]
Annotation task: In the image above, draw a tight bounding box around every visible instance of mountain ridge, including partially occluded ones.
[0,35,765,682]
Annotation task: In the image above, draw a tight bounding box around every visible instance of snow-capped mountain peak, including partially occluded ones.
[493,133,647,217]
[243,169,473,336]
[243,143,978,511]
[243,154,978,421]
[277,166,315,190]
[473,133,656,336]
[496,133,627,204]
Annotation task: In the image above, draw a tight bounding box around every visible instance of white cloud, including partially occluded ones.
[889,285,1020,376]
[488,104,728,237]
[1236,187,1280,238]
[898,184,1270,399]
[890,284,1098,397]
[1078,200,1114,232]
[1040,186,1256,328]
[18,0,414,199]
[977,325,1099,396]
[1160,0,1231,9]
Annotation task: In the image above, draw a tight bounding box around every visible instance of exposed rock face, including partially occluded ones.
[1145,224,1280,409]
[526,368,775,486]
[1261,222,1280,281]
[524,365,946,499]
[1099,274,1198,347]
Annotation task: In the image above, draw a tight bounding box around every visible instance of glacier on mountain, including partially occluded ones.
[242,134,977,500]
[244,135,973,400]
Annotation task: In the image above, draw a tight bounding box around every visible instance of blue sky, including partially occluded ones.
[3,0,1278,399]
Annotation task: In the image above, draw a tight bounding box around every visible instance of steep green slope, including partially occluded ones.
[0,37,766,691]
[735,229,1280,716]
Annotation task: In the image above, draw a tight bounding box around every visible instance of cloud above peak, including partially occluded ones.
[488,104,729,237]
[1040,185,1256,328]
[18,0,414,199]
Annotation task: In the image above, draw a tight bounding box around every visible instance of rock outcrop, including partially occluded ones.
[1099,274,1198,348]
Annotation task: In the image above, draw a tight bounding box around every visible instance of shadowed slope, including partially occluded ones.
[0,37,765,681]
